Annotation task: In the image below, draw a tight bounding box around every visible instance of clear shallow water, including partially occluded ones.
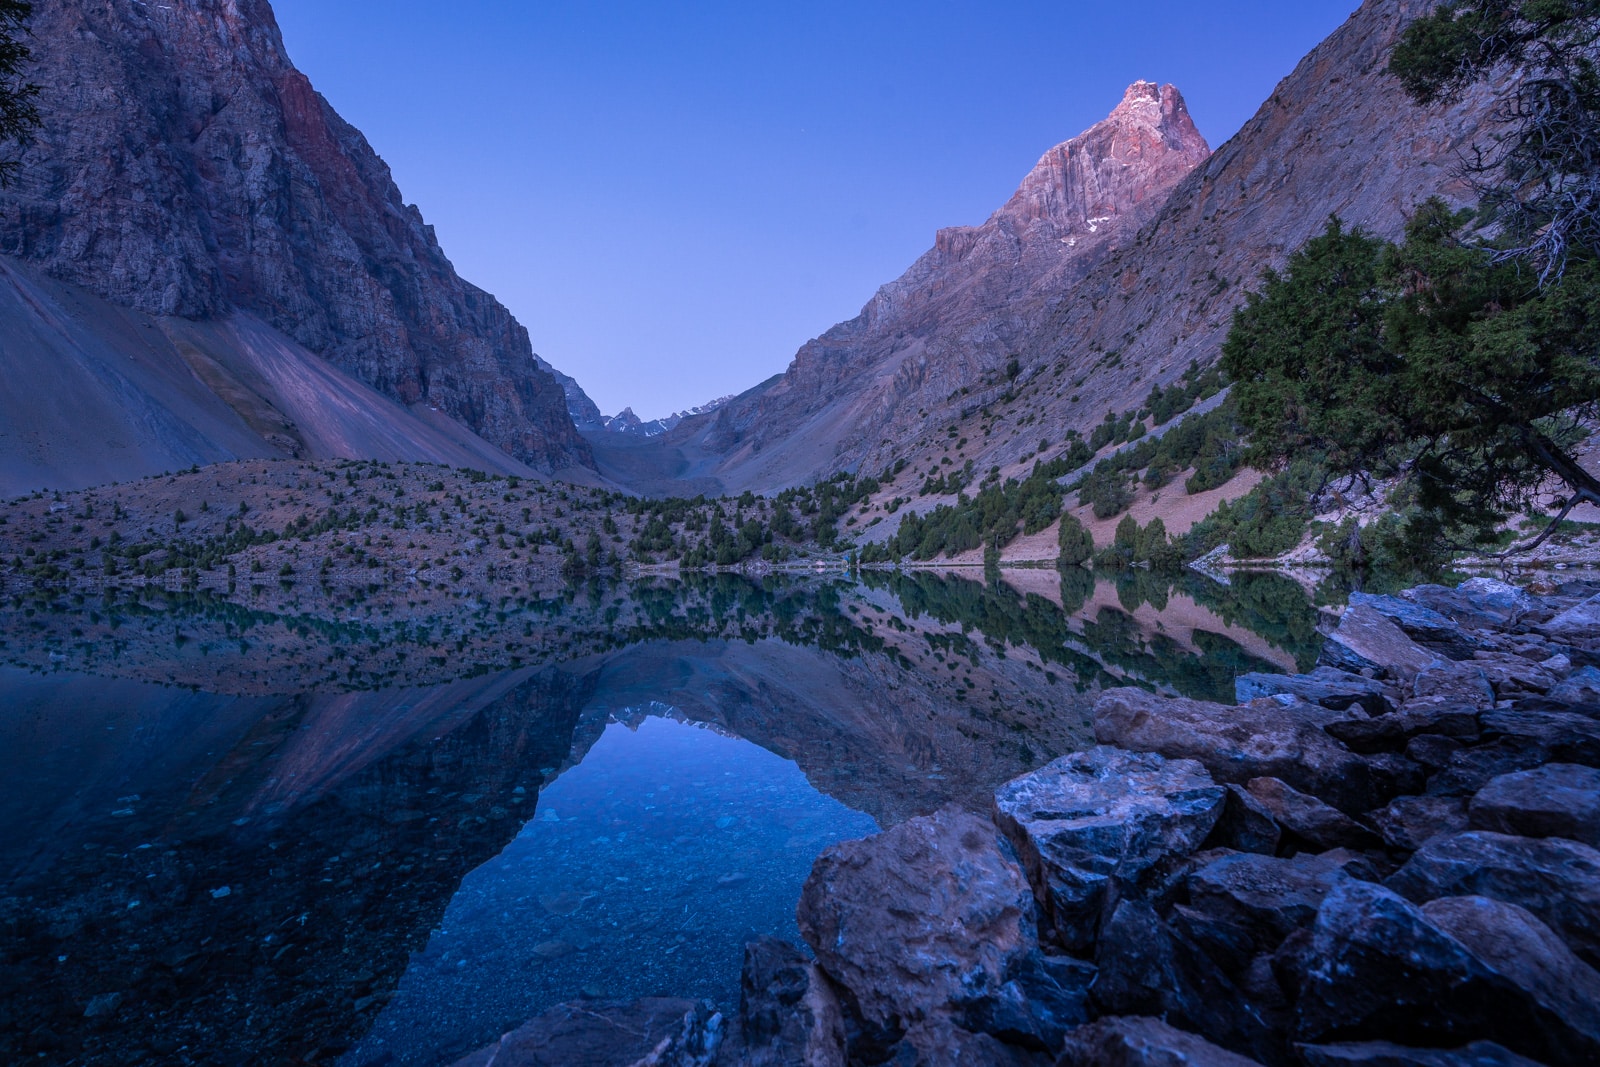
[0,570,1329,1065]
[350,714,877,1066]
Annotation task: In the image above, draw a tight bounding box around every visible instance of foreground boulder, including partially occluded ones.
[1295,881,1600,1065]
[1182,849,1375,969]
[1057,1016,1264,1066]
[1539,593,1600,642]
[1094,688,1390,814]
[1367,795,1470,852]
[992,747,1224,952]
[1347,592,1478,661]
[796,807,1038,1038]
[1468,763,1600,846]
[1386,831,1600,968]
[449,998,723,1067]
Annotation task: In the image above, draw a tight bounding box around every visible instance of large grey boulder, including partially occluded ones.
[1405,581,1531,630]
[1094,688,1392,814]
[1057,1016,1265,1066]
[1182,849,1375,965]
[796,807,1037,1035]
[1548,665,1600,707]
[1319,606,1442,682]
[449,998,724,1067]
[1387,830,1600,969]
[1295,881,1600,1065]
[1468,763,1600,846]
[1349,592,1479,660]
[1411,662,1497,711]
[992,747,1225,952]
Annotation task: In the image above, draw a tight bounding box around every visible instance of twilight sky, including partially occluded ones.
[270,1,1358,419]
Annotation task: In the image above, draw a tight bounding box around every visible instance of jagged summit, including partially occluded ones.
[663,81,1213,491]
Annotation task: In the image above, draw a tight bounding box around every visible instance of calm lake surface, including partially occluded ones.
[0,569,1329,1065]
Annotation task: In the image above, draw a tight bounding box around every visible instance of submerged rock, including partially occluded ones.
[449,998,723,1067]
[796,807,1036,1034]
[1468,763,1600,847]
[1386,830,1600,969]
[992,747,1224,952]
[1057,1015,1265,1066]
[1094,688,1389,814]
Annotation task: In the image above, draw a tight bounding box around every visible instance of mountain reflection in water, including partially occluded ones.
[0,569,1326,1065]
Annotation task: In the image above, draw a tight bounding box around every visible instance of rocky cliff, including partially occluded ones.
[666,0,1503,496]
[669,80,1210,491]
[0,0,589,474]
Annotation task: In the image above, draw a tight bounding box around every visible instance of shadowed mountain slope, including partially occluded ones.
[0,0,591,486]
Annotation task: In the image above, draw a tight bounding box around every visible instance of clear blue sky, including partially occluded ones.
[270,1,1358,419]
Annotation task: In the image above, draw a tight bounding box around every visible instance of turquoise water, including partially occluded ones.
[348,713,877,1066]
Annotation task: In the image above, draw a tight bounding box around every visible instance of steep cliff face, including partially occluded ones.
[0,0,589,473]
[669,81,1211,490]
[668,0,1503,496]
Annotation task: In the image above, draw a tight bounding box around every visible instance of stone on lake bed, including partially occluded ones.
[448,997,723,1067]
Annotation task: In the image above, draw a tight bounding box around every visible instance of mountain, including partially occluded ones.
[601,397,736,438]
[661,80,1211,491]
[0,0,591,490]
[657,0,1503,498]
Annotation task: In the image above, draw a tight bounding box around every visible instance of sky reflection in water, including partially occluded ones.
[350,713,878,1067]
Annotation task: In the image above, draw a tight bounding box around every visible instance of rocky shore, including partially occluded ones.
[451,577,1600,1067]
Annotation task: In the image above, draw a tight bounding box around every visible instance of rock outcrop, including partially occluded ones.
[0,0,590,475]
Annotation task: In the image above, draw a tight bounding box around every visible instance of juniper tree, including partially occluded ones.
[0,0,36,186]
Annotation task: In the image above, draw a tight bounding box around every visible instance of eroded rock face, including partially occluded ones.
[1093,688,1389,814]
[448,998,724,1067]
[0,0,588,472]
[992,747,1224,952]
[795,807,1036,1033]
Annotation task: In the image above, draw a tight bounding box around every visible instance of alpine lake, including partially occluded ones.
[0,566,1335,1065]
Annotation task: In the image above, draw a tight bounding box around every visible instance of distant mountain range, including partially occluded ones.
[0,0,1504,503]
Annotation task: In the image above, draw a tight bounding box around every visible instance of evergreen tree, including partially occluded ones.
[0,1,35,187]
